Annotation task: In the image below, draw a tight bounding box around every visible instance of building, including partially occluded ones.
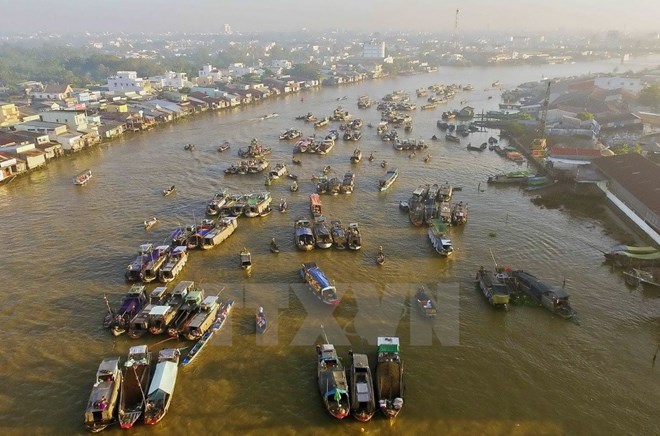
[0,102,21,127]
[39,110,88,131]
[197,65,223,86]
[149,71,190,90]
[592,153,660,240]
[363,41,385,59]
[0,152,18,181]
[546,146,604,173]
[593,76,644,95]
[107,71,151,94]
[31,84,73,101]
[15,120,83,152]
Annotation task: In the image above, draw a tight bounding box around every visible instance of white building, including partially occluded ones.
[149,71,190,90]
[198,64,223,85]
[39,110,88,131]
[594,76,644,95]
[362,41,385,59]
[107,71,150,94]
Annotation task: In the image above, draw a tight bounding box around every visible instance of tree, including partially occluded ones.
[577,111,594,121]
[509,122,527,136]
[285,63,321,80]
[639,84,660,109]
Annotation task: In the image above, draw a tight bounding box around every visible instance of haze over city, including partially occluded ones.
[2,0,660,35]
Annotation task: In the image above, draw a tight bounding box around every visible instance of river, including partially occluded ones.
[0,55,658,435]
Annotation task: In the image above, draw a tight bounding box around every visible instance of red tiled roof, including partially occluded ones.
[549,147,602,157]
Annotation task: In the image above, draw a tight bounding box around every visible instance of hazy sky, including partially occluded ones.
[2,0,659,35]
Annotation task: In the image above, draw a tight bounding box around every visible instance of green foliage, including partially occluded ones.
[576,111,594,121]
[517,112,532,120]
[284,63,321,80]
[179,87,191,94]
[509,122,527,136]
[639,84,660,109]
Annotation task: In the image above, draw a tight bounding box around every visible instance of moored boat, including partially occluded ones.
[349,352,376,422]
[487,170,532,184]
[316,343,350,419]
[428,219,453,256]
[118,345,152,429]
[451,201,468,225]
[476,266,513,309]
[180,300,234,367]
[511,270,576,319]
[143,348,180,425]
[340,171,355,194]
[379,167,398,191]
[206,189,230,215]
[313,216,333,249]
[309,193,322,217]
[415,286,438,318]
[375,337,404,418]
[294,218,315,251]
[127,287,169,339]
[184,295,221,340]
[143,245,171,283]
[300,262,340,305]
[622,267,660,289]
[125,243,155,282]
[158,246,188,283]
[330,220,347,249]
[149,281,194,334]
[166,287,204,338]
[84,357,122,433]
[103,284,148,336]
[200,217,238,250]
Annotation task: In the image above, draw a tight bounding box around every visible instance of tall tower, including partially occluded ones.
[453,9,459,50]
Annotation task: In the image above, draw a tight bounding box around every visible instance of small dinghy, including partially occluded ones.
[163,185,176,196]
[376,246,385,265]
[240,247,252,270]
[256,306,267,334]
[279,198,287,212]
[270,238,280,254]
[144,217,158,230]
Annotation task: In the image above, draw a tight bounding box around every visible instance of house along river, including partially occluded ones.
[0,56,659,435]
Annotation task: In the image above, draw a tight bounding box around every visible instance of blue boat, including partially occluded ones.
[300,262,340,305]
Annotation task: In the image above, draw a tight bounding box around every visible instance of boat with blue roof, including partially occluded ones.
[300,262,340,305]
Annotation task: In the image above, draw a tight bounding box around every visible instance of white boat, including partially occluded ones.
[158,246,188,283]
[73,169,92,185]
[379,168,398,191]
[84,357,122,433]
[243,192,272,218]
[118,345,152,429]
[143,348,180,425]
[268,163,288,179]
[199,217,238,250]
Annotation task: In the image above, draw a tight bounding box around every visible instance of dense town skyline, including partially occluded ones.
[2,0,660,35]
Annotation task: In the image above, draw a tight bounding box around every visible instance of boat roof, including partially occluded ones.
[377,337,400,353]
[172,280,194,295]
[129,344,148,356]
[352,353,370,369]
[151,287,168,298]
[201,295,219,309]
[308,265,332,289]
[172,245,187,255]
[309,194,321,206]
[148,360,178,396]
[97,357,120,375]
[158,348,179,361]
[149,305,171,316]
[321,343,335,352]
[430,219,448,233]
[139,243,154,252]
[155,245,170,251]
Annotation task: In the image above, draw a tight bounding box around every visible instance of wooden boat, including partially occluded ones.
[167,287,204,338]
[349,352,376,422]
[143,348,180,425]
[200,217,238,250]
[451,201,468,225]
[240,247,252,270]
[143,217,158,230]
[158,246,188,283]
[260,112,279,120]
[290,180,299,192]
[243,192,272,218]
[340,171,355,194]
[313,216,333,249]
[487,170,532,184]
[180,300,234,367]
[162,185,176,196]
[143,245,171,283]
[280,128,303,140]
[217,141,230,152]
[118,345,152,429]
[350,148,362,164]
[270,238,280,253]
[346,222,362,250]
[103,284,148,336]
[256,306,267,334]
[445,133,460,143]
[73,169,92,185]
[300,262,340,305]
[184,296,221,340]
[475,267,513,309]
[294,218,315,251]
[127,287,169,339]
[125,243,156,282]
[415,287,438,318]
[206,189,230,216]
[309,194,322,218]
[238,139,272,158]
[314,117,329,128]
[149,281,194,334]
[316,343,350,419]
[511,270,576,319]
[376,246,385,265]
[376,337,404,418]
[184,143,195,151]
[269,163,288,179]
[330,220,347,249]
[438,182,453,202]
[84,357,122,433]
[604,245,660,267]
[428,219,453,257]
[379,167,398,191]
[466,142,486,151]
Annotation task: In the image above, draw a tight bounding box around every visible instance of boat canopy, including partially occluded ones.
[356,382,371,402]
[97,357,120,380]
[308,266,332,289]
[148,360,178,396]
[325,387,348,398]
[172,280,194,295]
[430,219,449,234]
[172,246,187,255]
[151,287,168,299]
[352,353,370,369]
[200,296,219,310]
[377,337,400,353]
[149,305,171,316]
